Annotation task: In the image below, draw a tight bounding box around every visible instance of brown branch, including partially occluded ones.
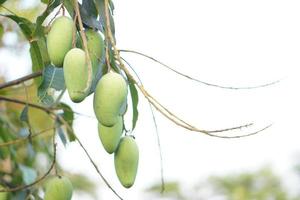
[119,49,281,90]
[73,0,92,94]
[0,71,42,90]
[0,126,56,147]
[0,96,51,113]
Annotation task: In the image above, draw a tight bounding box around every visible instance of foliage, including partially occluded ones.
[146,167,300,200]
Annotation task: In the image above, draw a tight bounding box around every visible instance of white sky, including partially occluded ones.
[1,0,300,199]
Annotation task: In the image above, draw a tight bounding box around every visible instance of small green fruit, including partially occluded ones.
[47,16,74,67]
[0,185,8,200]
[98,116,123,154]
[114,136,139,188]
[63,48,90,103]
[94,72,128,126]
[44,176,73,200]
[86,29,104,78]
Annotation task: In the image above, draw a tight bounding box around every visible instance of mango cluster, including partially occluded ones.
[94,72,139,188]
[47,16,104,103]
[46,16,139,189]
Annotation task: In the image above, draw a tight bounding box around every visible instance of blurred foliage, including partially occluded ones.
[0,0,45,48]
[146,167,300,200]
[0,0,97,200]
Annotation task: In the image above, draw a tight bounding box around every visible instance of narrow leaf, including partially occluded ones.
[20,106,29,122]
[58,103,76,142]
[34,0,61,37]
[128,79,139,130]
[19,164,37,185]
[57,124,67,147]
[38,65,65,104]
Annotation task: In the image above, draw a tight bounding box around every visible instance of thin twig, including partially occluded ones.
[149,104,165,193]
[72,12,78,48]
[119,49,281,90]
[122,57,165,192]
[0,71,42,90]
[57,116,124,200]
[0,126,56,147]
[47,4,63,26]
[0,96,52,113]
[0,136,57,192]
[103,0,268,138]
[73,0,92,94]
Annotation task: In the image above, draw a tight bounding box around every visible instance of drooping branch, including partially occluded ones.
[0,71,42,90]
[119,49,281,90]
[103,0,271,138]
[122,57,165,193]
[56,116,124,200]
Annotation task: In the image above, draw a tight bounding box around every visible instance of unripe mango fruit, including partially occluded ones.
[44,176,73,200]
[114,136,139,188]
[0,186,8,200]
[94,72,128,126]
[64,48,90,103]
[85,29,104,78]
[47,16,74,67]
[98,116,123,154]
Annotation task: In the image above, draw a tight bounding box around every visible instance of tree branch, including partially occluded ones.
[103,0,270,138]
[0,71,42,90]
[0,96,51,113]
[119,49,281,90]
[0,126,56,147]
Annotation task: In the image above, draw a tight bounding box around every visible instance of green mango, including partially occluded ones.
[47,16,75,67]
[0,185,8,200]
[93,72,128,126]
[98,116,123,154]
[63,48,90,103]
[44,176,73,200]
[114,136,139,188]
[85,29,104,78]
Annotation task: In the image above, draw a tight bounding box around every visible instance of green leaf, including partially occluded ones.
[0,23,4,40]
[57,124,67,146]
[1,15,47,77]
[63,0,74,18]
[20,106,29,123]
[79,1,102,31]
[58,103,76,142]
[128,79,139,130]
[19,164,37,185]
[1,15,34,40]
[34,0,61,37]
[0,0,7,5]
[0,137,9,159]
[94,0,115,35]
[38,65,65,105]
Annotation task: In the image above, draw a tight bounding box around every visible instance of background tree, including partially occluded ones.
[0,0,283,199]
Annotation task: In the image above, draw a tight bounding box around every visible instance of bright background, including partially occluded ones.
[1,0,300,199]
